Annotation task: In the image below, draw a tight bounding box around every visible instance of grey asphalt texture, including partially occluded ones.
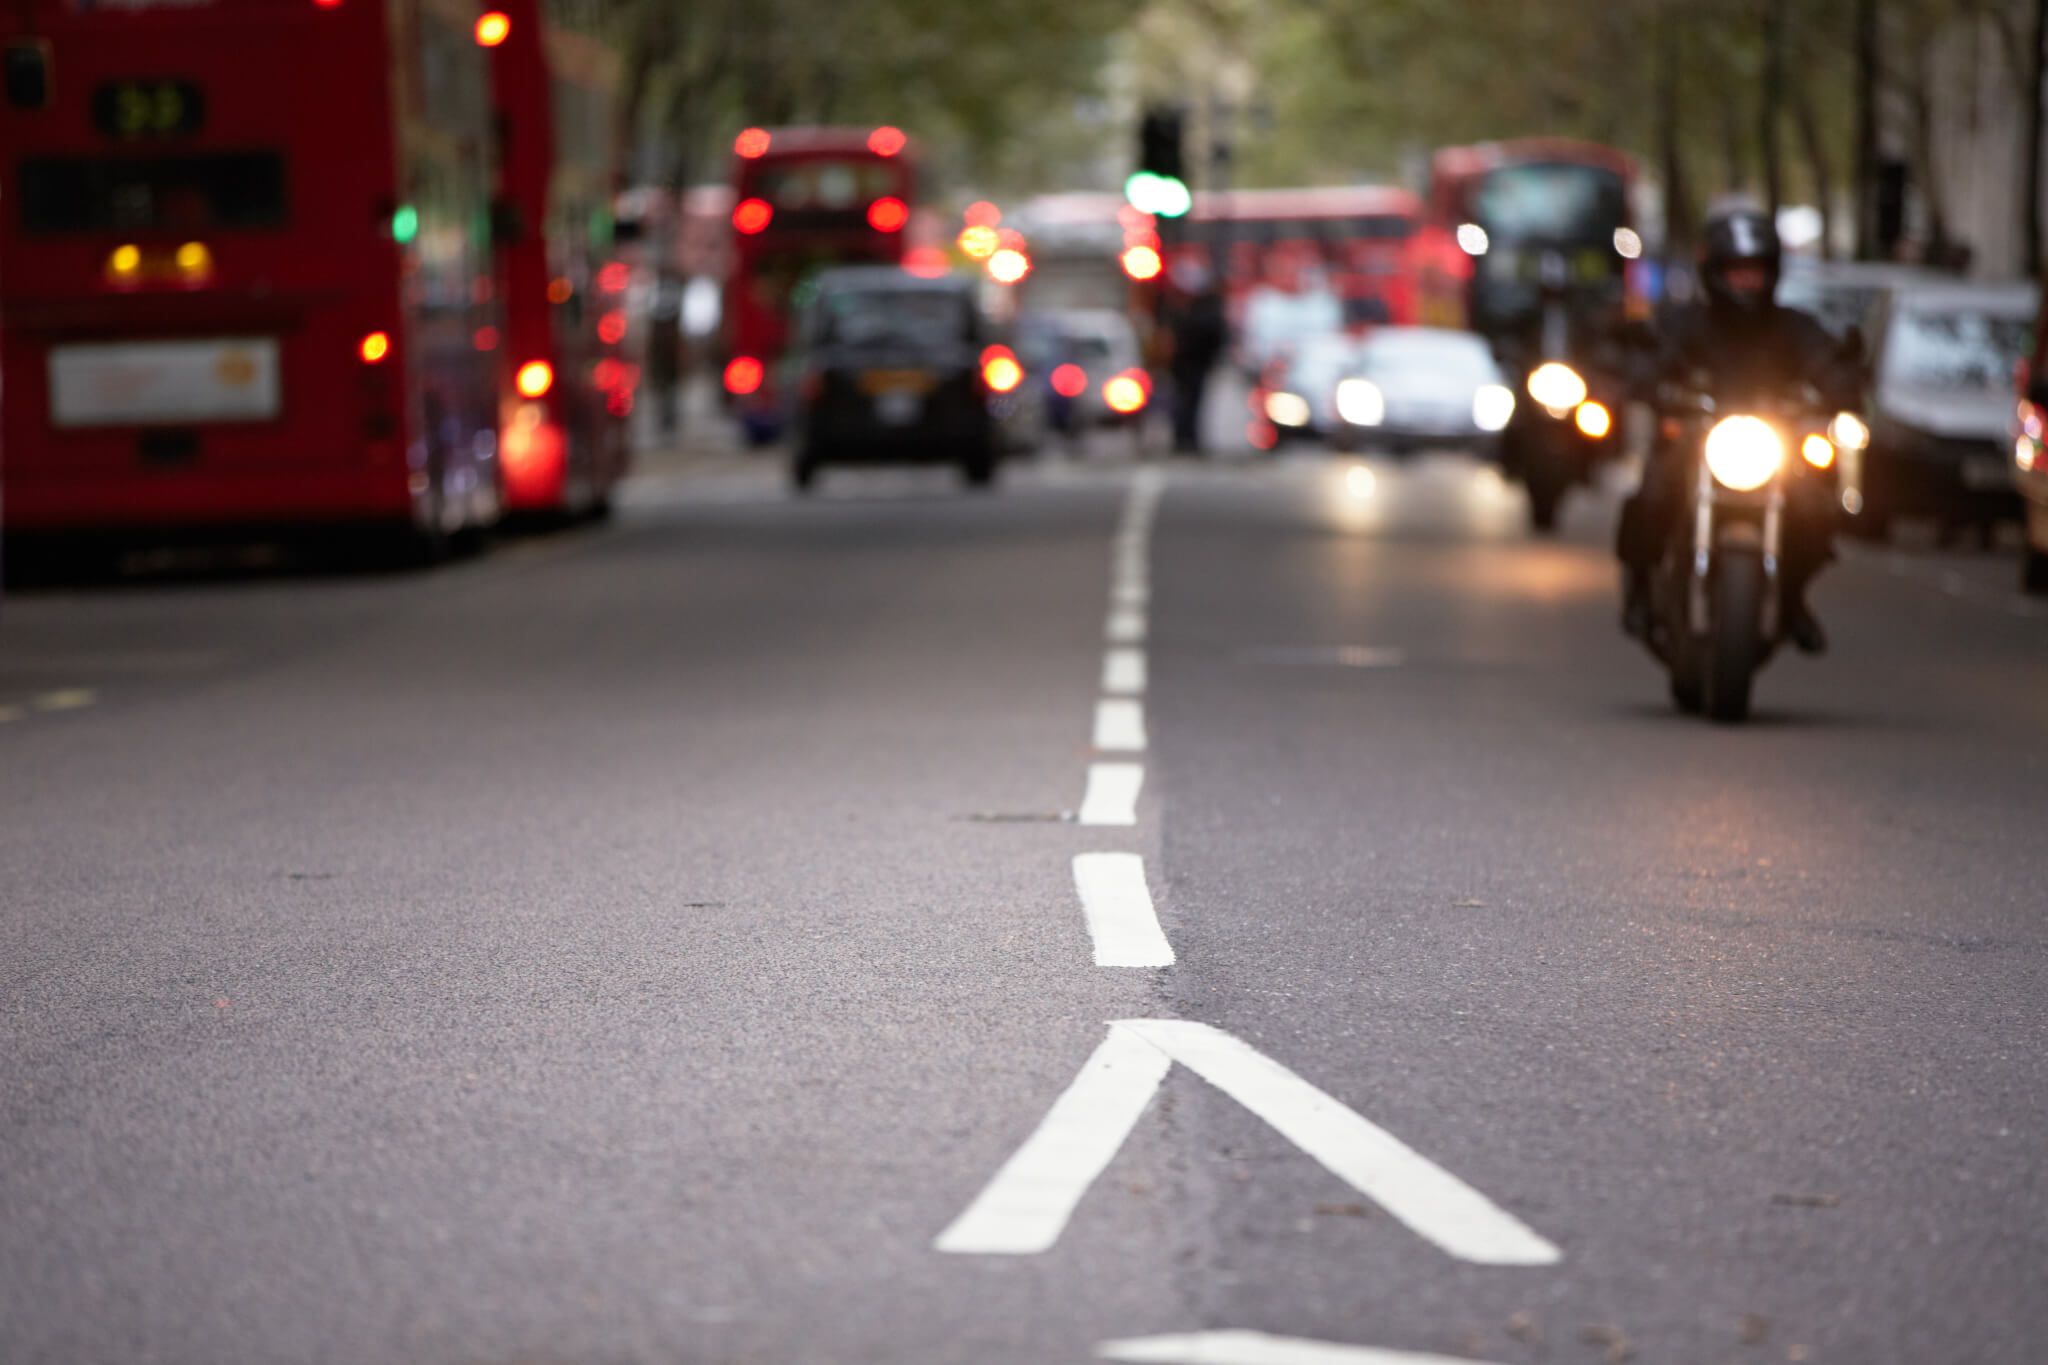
[2,446,2044,1365]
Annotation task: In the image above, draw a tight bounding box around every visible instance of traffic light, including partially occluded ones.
[1127,106,1190,218]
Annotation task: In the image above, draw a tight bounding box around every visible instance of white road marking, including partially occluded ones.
[1113,582,1150,608]
[938,1021,1560,1265]
[1116,1020,1560,1266]
[1102,648,1147,695]
[1072,853,1173,967]
[31,688,96,711]
[1098,1331,1502,1365]
[1093,698,1147,752]
[1079,763,1144,826]
[0,705,24,724]
[1107,607,1147,643]
[934,1026,1173,1254]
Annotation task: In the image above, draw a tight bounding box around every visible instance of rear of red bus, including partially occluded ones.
[1183,187,1425,336]
[485,0,631,516]
[722,126,914,444]
[0,0,501,541]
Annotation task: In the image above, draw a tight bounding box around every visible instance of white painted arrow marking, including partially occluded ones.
[1097,1330,1503,1365]
[934,1026,1172,1254]
[936,1021,1559,1265]
[1073,853,1173,967]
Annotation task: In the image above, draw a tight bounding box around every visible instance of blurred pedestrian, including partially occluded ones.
[1165,259,1226,454]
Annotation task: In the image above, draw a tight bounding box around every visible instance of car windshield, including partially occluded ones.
[819,290,970,348]
[1361,335,1497,383]
[1883,309,2032,393]
[1777,279,1885,340]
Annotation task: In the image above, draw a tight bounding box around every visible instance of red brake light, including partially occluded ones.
[516,359,553,398]
[1050,363,1087,398]
[597,261,630,293]
[596,310,627,345]
[724,356,765,395]
[868,126,907,157]
[980,344,1023,394]
[312,0,342,8]
[474,11,509,45]
[902,247,949,279]
[1104,370,1148,414]
[359,331,390,363]
[734,127,771,159]
[867,197,908,233]
[1120,245,1163,281]
[733,198,773,235]
[964,201,1001,228]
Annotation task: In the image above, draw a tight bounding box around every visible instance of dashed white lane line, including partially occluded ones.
[1097,1331,1502,1365]
[937,1020,1560,1265]
[1093,698,1147,752]
[1107,607,1147,643]
[1072,853,1173,967]
[1079,762,1144,826]
[1112,581,1149,608]
[1102,648,1147,695]
[934,1025,1173,1254]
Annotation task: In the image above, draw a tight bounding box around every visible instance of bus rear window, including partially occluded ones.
[20,153,287,235]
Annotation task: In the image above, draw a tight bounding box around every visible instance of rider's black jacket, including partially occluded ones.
[1644,299,1861,411]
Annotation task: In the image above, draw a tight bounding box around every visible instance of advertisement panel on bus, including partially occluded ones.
[0,0,502,549]
[721,125,915,443]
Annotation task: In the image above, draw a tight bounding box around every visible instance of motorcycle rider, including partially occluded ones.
[1618,205,1861,654]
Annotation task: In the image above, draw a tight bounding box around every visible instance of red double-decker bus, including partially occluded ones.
[721,125,915,443]
[1172,186,1426,333]
[483,0,632,519]
[1,0,501,551]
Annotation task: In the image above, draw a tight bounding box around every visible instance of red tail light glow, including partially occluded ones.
[1120,245,1163,281]
[724,356,765,395]
[472,326,498,351]
[516,359,553,398]
[474,11,509,45]
[867,126,907,157]
[867,197,908,233]
[987,248,1030,285]
[597,262,630,293]
[734,127,771,159]
[1050,363,1087,398]
[359,331,391,363]
[596,310,627,345]
[733,198,774,234]
[980,345,1023,394]
[964,201,1001,228]
[902,247,950,279]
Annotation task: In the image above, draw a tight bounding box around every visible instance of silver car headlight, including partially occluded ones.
[1334,377,1384,427]
[1703,415,1784,491]
[1526,362,1586,411]
[1472,384,1514,432]
[1264,390,1312,427]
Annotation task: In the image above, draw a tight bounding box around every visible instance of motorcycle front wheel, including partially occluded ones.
[1704,552,1764,723]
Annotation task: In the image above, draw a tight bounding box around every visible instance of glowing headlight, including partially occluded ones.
[1827,411,1870,451]
[1472,384,1514,432]
[1613,226,1643,259]
[1802,434,1836,468]
[1527,362,1587,412]
[1335,377,1384,427]
[1265,390,1312,428]
[1456,223,1489,256]
[1703,415,1784,491]
[1574,400,1613,439]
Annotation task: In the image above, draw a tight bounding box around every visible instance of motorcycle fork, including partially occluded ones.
[1690,461,1786,639]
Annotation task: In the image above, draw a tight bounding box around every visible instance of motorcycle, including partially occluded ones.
[1495,251,1622,532]
[1637,381,1858,722]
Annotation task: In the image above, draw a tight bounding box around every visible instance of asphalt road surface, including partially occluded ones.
[4,443,2045,1365]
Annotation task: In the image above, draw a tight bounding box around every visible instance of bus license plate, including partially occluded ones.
[48,337,281,428]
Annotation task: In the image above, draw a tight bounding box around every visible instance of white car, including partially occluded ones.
[1327,327,1516,454]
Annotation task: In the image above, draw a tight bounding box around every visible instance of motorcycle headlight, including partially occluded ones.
[1472,384,1514,432]
[1527,362,1587,411]
[1703,415,1785,491]
[1335,377,1384,427]
[1574,400,1613,439]
[1827,411,1870,451]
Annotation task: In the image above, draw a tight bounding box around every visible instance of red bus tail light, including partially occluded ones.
[474,11,509,45]
[516,360,553,398]
[987,248,1030,285]
[1050,363,1087,398]
[724,356,765,395]
[734,127,771,159]
[1120,244,1163,281]
[980,345,1023,394]
[359,331,391,364]
[733,198,773,234]
[868,126,907,157]
[597,261,629,293]
[1104,370,1148,414]
[105,243,143,286]
[867,197,908,233]
[596,310,627,345]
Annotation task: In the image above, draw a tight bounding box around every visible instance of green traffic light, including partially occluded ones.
[1124,172,1191,218]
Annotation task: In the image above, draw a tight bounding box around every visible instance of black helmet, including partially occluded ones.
[1699,205,1781,312]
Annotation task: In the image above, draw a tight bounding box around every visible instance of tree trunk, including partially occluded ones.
[1792,78,1835,261]
[1659,1,1694,256]
[2026,0,2047,276]
[1760,0,1787,217]
[1854,0,1879,259]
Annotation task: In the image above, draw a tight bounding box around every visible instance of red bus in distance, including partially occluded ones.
[1,0,503,551]
[723,125,915,443]
[485,0,633,518]
[1171,186,1427,336]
